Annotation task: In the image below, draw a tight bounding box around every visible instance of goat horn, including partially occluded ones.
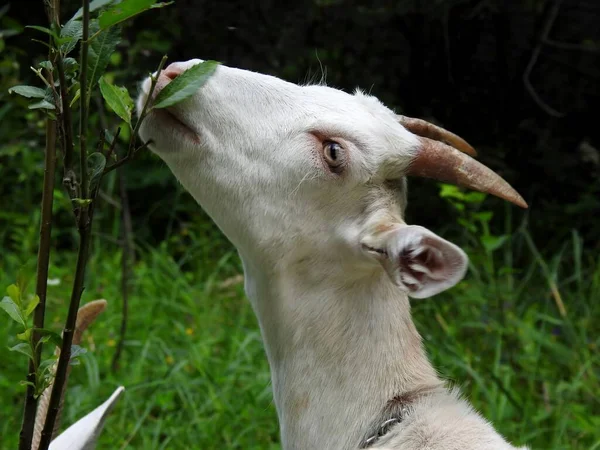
[407,137,528,208]
[397,115,477,157]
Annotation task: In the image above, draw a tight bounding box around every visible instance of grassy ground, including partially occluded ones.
[1,227,599,449]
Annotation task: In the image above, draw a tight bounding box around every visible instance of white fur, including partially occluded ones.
[137,60,528,450]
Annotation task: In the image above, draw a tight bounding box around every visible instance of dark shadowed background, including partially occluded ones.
[3,0,599,254]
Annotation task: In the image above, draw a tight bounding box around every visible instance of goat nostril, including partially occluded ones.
[163,64,184,81]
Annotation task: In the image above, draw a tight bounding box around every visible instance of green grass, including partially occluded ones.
[1,229,599,449]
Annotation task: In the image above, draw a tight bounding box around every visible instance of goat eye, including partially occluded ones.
[323,141,346,172]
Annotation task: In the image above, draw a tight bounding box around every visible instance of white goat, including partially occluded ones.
[136,59,529,450]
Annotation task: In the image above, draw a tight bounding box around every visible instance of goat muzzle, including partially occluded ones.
[398,115,528,208]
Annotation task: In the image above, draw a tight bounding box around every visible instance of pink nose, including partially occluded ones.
[163,63,185,80]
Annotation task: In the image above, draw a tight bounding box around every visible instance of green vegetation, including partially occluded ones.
[1,201,598,449]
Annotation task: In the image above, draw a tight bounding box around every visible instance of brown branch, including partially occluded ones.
[19,100,58,450]
[38,211,95,450]
[104,127,121,163]
[19,0,60,446]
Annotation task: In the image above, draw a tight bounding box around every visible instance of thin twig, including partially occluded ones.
[19,92,58,450]
[522,0,566,118]
[95,128,106,155]
[53,38,78,204]
[103,140,152,174]
[111,169,134,373]
[543,38,599,53]
[79,0,90,200]
[103,55,167,175]
[18,2,59,447]
[104,127,121,162]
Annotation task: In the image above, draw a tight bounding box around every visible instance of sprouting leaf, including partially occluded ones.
[38,60,53,71]
[25,295,40,317]
[70,88,81,108]
[98,0,172,30]
[35,328,63,348]
[39,358,57,371]
[86,22,121,93]
[481,235,509,253]
[28,99,56,110]
[1,296,25,325]
[71,0,118,21]
[72,198,93,206]
[8,85,46,99]
[60,18,83,55]
[70,344,87,360]
[9,343,33,359]
[6,283,20,302]
[153,60,219,109]
[87,152,107,194]
[99,76,133,125]
[17,329,31,341]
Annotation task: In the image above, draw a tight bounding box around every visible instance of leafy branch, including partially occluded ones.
[5,0,219,447]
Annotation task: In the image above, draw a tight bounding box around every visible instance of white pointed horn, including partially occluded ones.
[49,386,125,450]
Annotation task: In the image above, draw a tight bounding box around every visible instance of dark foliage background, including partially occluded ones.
[2,0,599,256]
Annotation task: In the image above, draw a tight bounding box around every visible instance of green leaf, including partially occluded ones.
[98,0,172,30]
[70,344,87,360]
[39,60,53,71]
[1,296,25,325]
[6,283,20,303]
[9,343,33,359]
[86,22,121,93]
[29,99,56,110]
[481,235,509,253]
[153,60,219,109]
[39,358,57,371]
[70,88,81,108]
[17,328,31,341]
[87,152,107,194]
[99,76,133,125]
[25,295,40,317]
[71,0,118,20]
[34,328,63,348]
[8,85,46,99]
[60,18,83,55]
[26,25,58,38]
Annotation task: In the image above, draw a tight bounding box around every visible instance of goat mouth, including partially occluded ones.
[150,108,201,143]
[362,244,388,256]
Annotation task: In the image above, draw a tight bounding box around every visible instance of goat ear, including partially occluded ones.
[364,225,468,298]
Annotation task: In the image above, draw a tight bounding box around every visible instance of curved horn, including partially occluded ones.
[408,137,528,208]
[397,115,477,157]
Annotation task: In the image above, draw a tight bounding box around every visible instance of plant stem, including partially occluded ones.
[19,1,61,446]
[56,55,75,178]
[38,213,94,450]
[79,0,90,200]
[103,55,167,175]
[19,106,58,450]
